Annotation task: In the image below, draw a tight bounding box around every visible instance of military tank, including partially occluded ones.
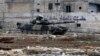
[16,16,75,35]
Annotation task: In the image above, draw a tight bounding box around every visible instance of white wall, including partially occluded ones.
[68,12,100,33]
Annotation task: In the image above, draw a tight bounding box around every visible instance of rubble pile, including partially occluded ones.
[0,46,100,56]
[0,35,99,56]
[0,37,14,43]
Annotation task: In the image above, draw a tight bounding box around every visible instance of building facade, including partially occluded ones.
[0,0,100,32]
[4,0,88,13]
[0,0,99,13]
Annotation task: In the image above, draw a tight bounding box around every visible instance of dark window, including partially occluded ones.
[0,26,2,29]
[57,0,58,2]
[48,3,53,10]
[37,3,40,5]
[89,3,100,12]
[76,23,81,27]
[79,7,82,10]
[55,3,60,6]
[97,5,100,12]
[91,11,94,12]
[11,0,14,2]
[37,9,40,12]
[66,5,71,12]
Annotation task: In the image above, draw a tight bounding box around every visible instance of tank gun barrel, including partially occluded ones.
[50,21,75,24]
[37,21,75,25]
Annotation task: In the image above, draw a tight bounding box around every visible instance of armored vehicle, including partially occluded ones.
[17,16,75,35]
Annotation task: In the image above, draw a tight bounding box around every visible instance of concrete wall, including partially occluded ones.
[0,0,97,14]
[0,0,99,13]
[0,0,8,12]
[68,12,100,33]
[74,2,88,12]
[7,3,32,13]
[33,0,63,13]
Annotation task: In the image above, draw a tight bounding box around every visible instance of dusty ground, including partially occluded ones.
[0,34,99,50]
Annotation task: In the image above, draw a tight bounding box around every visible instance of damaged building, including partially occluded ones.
[4,0,88,13]
[3,0,100,13]
[0,0,99,33]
